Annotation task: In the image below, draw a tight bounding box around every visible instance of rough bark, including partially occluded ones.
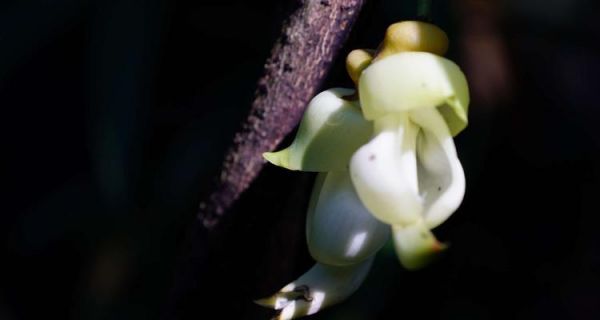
[200,0,365,228]
[163,1,365,318]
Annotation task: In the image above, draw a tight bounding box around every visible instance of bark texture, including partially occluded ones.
[199,0,365,228]
[163,1,366,318]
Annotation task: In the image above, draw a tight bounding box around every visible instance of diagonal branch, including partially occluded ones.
[164,2,366,319]
[199,0,366,228]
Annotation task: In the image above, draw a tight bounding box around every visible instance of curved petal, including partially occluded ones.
[392,219,446,270]
[410,108,465,229]
[264,88,373,171]
[358,52,469,136]
[304,172,327,240]
[350,113,423,225]
[255,258,374,320]
[307,171,390,266]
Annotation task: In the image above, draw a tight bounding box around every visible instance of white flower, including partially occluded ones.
[350,51,469,269]
[257,26,470,319]
[257,91,385,319]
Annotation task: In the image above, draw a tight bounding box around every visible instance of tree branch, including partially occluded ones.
[200,0,366,228]
[163,1,366,319]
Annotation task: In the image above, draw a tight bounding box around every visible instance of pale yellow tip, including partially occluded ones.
[262,151,279,164]
[392,222,448,270]
[254,296,277,308]
[346,49,374,84]
[263,149,296,170]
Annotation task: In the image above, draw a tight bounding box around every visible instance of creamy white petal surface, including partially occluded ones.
[392,219,446,270]
[256,258,374,320]
[412,108,465,228]
[307,171,390,266]
[259,37,471,319]
[263,88,372,172]
[349,108,464,269]
[358,52,469,136]
[350,113,423,226]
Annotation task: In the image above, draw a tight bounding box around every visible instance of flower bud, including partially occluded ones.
[377,21,448,60]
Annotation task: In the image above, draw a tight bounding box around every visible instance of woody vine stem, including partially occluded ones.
[163,1,366,319]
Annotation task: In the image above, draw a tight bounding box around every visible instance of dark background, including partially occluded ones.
[2,0,600,319]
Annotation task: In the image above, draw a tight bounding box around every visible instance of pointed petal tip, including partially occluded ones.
[399,241,447,270]
[254,296,275,308]
[433,240,449,252]
[263,150,294,170]
[254,295,289,310]
[262,151,280,165]
[392,222,447,270]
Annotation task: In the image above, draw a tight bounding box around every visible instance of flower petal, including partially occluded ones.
[411,108,466,229]
[350,113,423,225]
[263,88,373,171]
[255,258,374,319]
[307,171,390,266]
[392,219,447,270]
[358,52,469,136]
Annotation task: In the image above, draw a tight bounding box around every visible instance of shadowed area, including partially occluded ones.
[3,0,600,319]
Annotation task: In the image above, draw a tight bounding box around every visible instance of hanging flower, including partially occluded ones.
[257,21,470,319]
[256,170,386,319]
[351,49,469,269]
[258,89,385,319]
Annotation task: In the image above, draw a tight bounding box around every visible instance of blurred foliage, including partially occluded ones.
[2,0,600,319]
